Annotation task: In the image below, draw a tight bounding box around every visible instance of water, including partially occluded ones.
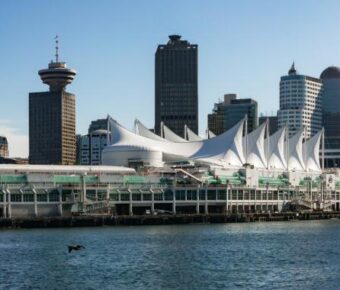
[1,221,340,289]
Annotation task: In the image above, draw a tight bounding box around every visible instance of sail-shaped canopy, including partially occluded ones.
[195,119,245,166]
[105,116,324,171]
[303,130,322,172]
[245,122,267,168]
[162,123,187,142]
[135,119,166,142]
[185,126,203,141]
[103,117,246,167]
[136,121,202,142]
[288,129,305,171]
[267,127,287,170]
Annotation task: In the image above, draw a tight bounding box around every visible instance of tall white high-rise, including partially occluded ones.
[278,63,323,138]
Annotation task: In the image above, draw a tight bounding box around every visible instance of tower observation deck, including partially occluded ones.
[38,36,76,91]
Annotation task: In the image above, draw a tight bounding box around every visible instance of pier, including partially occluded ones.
[1,165,340,221]
[1,211,340,229]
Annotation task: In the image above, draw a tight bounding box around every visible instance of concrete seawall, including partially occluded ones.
[1,212,340,229]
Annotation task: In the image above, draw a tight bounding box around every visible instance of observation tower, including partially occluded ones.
[38,36,76,91]
[29,36,77,165]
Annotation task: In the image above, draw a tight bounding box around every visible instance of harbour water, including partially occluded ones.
[1,221,340,289]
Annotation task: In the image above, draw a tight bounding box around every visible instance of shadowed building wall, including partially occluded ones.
[29,91,75,164]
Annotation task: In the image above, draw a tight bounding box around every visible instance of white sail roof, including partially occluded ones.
[213,119,245,166]
[136,121,202,143]
[267,126,287,170]
[105,116,324,172]
[162,123,187,142]
[303,130,322,172]
[104,118,245,167]
[245,122,267,168]
[185,125,203,141]
[288,129,305,171]
[135,119,166,142]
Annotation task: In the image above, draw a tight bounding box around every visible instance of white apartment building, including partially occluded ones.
[80,129,109,165]
[278,64,323,138]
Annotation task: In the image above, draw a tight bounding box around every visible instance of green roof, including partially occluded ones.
[0,174,27,183]
[123,175,145,184]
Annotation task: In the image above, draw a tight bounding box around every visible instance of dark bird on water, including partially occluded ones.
[68,245,85,253]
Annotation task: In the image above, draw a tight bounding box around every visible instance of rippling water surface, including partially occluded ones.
[1,220,340,289]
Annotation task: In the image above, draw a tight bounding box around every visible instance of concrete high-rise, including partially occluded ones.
[29,38,76,165]
[277,63,322,138]
[208,94,258,135]
[155,35,198,137]
[320,66,340,167]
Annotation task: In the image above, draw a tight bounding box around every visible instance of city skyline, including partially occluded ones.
[1,0,340,157]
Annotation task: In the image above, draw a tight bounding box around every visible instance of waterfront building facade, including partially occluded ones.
[0,136,9,158]
[208,94,258,136]
[155,35,198,137]
[277,64,323,138]
[29,39,76,165]
[320,66,340,168]
[0,163,339,218]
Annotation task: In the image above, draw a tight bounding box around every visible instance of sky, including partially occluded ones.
[1,0,340,157]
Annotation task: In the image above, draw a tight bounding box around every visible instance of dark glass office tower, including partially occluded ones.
[155,35,198,137]
[29,39,76,165]
[320,66,340,167]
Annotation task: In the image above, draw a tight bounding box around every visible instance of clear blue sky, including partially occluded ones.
[1,0,340,157]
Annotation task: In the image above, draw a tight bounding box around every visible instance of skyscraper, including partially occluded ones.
[320,66,340,167]
[277,63,322,138]
[208,94,258,135]
[155,35,198,137]
[29,37,76,165]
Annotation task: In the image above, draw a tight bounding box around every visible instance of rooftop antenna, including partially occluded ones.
[55,35,59,63]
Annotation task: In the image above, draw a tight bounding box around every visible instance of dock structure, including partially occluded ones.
[0,165,339,218]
